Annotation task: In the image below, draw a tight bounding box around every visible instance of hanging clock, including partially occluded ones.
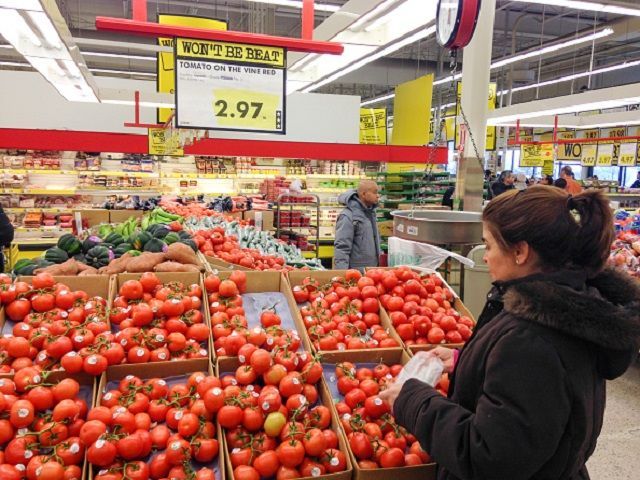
[436,0,482,49]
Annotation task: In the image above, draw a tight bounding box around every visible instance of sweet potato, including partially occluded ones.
[165,242,201,266]
[125,252,166,273]
[34,259,79,276]
[154,262,202,273]
[78,266,99,276]
[99,253,132,275]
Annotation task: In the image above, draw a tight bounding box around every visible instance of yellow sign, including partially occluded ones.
[520,144,554,167]
[619,142,637,166]
[157,15,227,123]
[359,108,387,144]
[596,144,614,166]
[455,82,497,150]
[542,159,555,176]
[581,144,597,166]
[148,128,183,156]
[391,75,433,146]
[176,39,285,67]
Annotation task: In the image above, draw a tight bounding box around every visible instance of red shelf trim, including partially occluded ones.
[0,129,447,164]
[95,17,344,55]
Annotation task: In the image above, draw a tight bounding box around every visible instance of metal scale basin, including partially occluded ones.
[392,210,483,245]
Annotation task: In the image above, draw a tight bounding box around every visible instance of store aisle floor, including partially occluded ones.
[587,358,640,479]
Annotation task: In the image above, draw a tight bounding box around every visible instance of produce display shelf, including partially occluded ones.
[4,188,76,195]
[606,193,640,197]
[75,189,162,195]
[5,207,73,213]
[0,169,77,175]
[0,168,159,177]
[15,226,73,232]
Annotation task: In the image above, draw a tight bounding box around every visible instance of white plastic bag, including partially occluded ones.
[396,351,444,387]
[388,236,475,270]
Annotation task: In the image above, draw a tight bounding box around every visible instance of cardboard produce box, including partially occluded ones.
[217,356,353,480]
[91,359,223,480]
[366,266,476,353]
[286,270,404,356]
[213,270,314,354]
[243,209,275,231]
[110,272,213,371]
[204,254,251,272]
[320,349,437,480]
[73,209,110,227]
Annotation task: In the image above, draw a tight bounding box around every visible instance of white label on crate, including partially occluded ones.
[397,223,404,233]
[407,226,418,236]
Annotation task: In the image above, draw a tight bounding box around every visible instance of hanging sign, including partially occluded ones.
[596,144,614,166]
[581,144,597,166]
[359,108,387,144]
[520,144,553,167]
[542,159,555,176]
[148,128,184,156]
[174,38,286,134]
[618,142,637,166]
[157,15,227,123]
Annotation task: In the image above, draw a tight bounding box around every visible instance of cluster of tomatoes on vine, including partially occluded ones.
[0,273,117,376]
[85,371,220,480]
[109,273,209,364]
[331,361,432,469]
[292,271,401,351]
[0,375,90,480]
[204,273,303,361]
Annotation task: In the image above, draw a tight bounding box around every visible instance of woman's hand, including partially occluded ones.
[379,379,403,413]
[428,347,456,373]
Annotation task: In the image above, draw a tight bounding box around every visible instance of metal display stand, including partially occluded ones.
[275,193,320,259]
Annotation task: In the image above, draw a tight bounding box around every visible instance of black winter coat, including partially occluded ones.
[393,269,640,480]
[490,180,515,197]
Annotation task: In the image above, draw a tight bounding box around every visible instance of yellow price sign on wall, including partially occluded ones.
[148,128,183,156]
[581,144,597,166]
[596,144,614,166]
[174,39,286,134]
[520,144,553,167]
[618,142,637,166]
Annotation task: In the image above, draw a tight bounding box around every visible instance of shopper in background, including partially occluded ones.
[334,180,381,271]
[490,170,515,197]
[629,171,640,188]
[560,165,582,194]
[381,186,640,480]
[514,173,528,191]
[554,178,567,189]
[484,169,495,200]
[0,205,14,273]
[539,175,554,186]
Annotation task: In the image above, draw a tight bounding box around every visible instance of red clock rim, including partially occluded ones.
[450,0,482,49]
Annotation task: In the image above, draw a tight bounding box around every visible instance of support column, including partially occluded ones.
[455,0,496,212]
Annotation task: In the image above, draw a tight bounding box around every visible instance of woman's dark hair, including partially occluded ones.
[554,178,567,189]
[482,185,614,276]
[498,170,512,183]
[544,175,554,185]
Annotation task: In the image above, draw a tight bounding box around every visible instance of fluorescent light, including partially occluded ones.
[89,68,156,77]
[303,26,435,92]
[0,60,28,66]
[243,0,340,13]
[491,28,613,69]
[102,99,175,109]
[0,8,42,48]
[361,93,395,106]
[512,1,640,17]
[82,51,156,61]
[28,56,96,102]
[349,0,401,31]
[0,1,42,11]
[26,10,64,50]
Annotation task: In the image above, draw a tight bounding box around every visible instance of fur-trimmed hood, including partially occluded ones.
[501,268,640,378]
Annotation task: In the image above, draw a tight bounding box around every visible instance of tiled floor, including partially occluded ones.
[587,358,640,479]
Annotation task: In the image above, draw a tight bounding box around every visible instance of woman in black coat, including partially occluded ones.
[381,186,640,480]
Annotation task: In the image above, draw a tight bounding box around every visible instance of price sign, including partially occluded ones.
[175,38,285,134]
[520,144,553,167]
[581,144,597,166]
[596,144,614,166]
[619,142,637,166]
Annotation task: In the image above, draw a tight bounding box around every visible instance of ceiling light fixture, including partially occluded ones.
[491,27,613,69]
[0,1,98,102]
[82,51,156,61]
[101,99,175,109]
[513,0,640,17]
[89,68,156,77]
[349,0,402,31]
[361,93,395,107]
[303,26,435,92]
[243,0,340,13]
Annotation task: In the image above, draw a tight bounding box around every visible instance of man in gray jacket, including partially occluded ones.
[334,180,381,271]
